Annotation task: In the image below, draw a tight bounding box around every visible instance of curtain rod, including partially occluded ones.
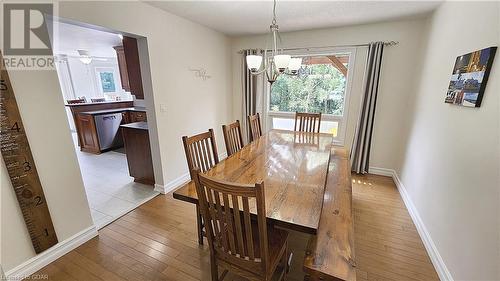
[237,41,399,54]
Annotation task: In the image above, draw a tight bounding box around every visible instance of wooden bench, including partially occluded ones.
[303,147,356,281]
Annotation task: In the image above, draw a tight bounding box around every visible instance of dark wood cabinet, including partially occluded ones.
[121,111,130,124]
[121,122,154,185]
[113,46,130,92]
[114,36,144,99]
[76,114,100,154]
[129,111,147,123]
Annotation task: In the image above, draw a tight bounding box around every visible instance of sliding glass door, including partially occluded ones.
[265,49,355,144]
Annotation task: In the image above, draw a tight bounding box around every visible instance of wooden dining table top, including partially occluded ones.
[173,129,333,234]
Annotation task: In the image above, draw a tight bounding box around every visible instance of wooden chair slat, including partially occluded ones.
[223,193,237,254]
[242,197,255,260]
[231,194,246,256]
[213,191,229,251]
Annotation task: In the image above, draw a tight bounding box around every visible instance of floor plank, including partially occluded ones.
[26,173,438,280]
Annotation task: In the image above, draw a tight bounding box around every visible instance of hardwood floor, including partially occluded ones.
[352,174,439,281]
[29,173,439,281]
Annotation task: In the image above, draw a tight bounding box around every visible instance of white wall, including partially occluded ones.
[0,68,94,272]
[66,57,124,99]
[397,2,500,280]
[1,0,233,273]
[231,18,428,170]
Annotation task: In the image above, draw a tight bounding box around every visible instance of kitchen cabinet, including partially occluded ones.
[121,122,155,185]
[73,107,147,154]
[114,36,144,99]
[113,46,130,92]
[66,101,133,147]
[129,111,147,123]
[76,114,100,154]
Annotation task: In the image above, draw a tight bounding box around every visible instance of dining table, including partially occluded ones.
[173,129,333,235]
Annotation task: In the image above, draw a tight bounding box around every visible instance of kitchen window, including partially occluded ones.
[266,50,355,144]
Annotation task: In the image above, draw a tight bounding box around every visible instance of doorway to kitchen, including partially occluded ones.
[52,19,159,229]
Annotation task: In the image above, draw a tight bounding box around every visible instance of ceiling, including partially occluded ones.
[146,1,441,36]
[53,21,123,58]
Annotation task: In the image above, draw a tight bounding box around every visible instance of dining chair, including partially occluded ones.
[222,120,244,157]
[247,113,262,142]
[66,98,86,104]
[182,129,220,245]
[192,168,289,281]
[91,98,106,103]
[294,112,322,133]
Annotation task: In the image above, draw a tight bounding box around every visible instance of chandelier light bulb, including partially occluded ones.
[246,55,263,72]
[274,54,291,72]
[288,57,303,74]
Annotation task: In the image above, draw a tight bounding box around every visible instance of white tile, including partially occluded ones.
[94,214,114,229]
[73,136,158,226]
[90,209,107,221]
[93,197,136,217]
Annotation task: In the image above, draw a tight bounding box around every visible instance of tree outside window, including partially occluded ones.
[270,55,348,116]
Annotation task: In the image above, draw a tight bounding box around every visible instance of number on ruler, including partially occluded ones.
[34,196,43,206]
[11,122,20,132]
[23,161,31,172]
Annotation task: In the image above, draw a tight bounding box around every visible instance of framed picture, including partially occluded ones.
[94,67,120,95]
[445,47,497,107]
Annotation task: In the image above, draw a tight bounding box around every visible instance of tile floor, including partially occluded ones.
[72,133,159,229]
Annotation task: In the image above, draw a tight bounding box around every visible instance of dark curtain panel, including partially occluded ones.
[241,49,259,142]
[351,42,384,174]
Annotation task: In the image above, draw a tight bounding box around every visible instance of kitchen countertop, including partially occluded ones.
[80,107,146,115]
[120,121,148,131]
[65,100,133,107]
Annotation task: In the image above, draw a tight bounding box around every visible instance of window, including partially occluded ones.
[266,51,354,144]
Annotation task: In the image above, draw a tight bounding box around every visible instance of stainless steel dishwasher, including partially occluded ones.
[94,113,123,150]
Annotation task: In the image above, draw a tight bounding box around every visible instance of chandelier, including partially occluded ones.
[246,0,302,83]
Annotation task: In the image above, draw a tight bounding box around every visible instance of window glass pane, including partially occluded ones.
[271,117,295,131]
[270,54,349,116]
[320,120,339,137]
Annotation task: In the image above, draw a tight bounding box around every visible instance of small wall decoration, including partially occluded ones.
[99,72,116,93]
[445,47,496,107]
[189,68,211,81]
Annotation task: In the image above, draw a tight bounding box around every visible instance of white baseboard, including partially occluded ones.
[369,167,453,281]
[368,166,394,177]
[5,225,98,280]
[155,152,229,194]
[154,172,190,194]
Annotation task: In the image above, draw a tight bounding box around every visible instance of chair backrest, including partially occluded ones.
[182,129,219,180]
[247,113,262,142]
[91,98,106,103]
[193,169,269,276]
[67,98,86,104]
[294,112,321,133]
[222,120,244,157]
